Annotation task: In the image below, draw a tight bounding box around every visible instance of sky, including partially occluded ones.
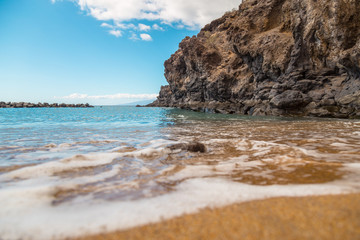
[0,0,240,105]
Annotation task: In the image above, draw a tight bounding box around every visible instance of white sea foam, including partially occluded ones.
[0,170,358,240]
[2,113,360,239]
[0,152,121,180]
[0,154,360,239]
[0,153,359,240]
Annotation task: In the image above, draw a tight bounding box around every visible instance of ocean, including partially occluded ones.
[1,106,360,239]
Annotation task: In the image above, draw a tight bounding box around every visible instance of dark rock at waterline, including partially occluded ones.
[0,102,94,108]
[148,0,360,118]
[169,142,207,153]
[187,142,207,153]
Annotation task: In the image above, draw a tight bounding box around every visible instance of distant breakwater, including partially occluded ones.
[0,102,94,108]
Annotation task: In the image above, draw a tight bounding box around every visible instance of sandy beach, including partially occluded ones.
[2,0,360,239]
[75,193,360,240]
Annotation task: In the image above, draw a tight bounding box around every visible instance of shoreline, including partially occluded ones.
[143,104,360,119]
[75,193,360,240]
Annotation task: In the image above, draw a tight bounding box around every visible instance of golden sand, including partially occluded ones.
[74,193,360,240]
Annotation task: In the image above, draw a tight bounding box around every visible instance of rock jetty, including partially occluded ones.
[0,102,94,108]
[149,0,360,118]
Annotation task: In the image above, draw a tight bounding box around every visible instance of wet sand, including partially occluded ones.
[75,193,360,240]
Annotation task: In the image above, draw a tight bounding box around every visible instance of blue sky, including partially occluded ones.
[0,0,240,105]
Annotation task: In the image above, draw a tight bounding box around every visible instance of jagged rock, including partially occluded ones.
[149,0,360,118]
[270,90,311,109]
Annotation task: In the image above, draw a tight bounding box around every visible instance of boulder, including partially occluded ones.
[168,142,207,153]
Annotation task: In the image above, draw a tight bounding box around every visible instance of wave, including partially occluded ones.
[1,136,360,239]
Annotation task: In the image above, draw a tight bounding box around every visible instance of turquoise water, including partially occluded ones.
[1,106,360,239]
[0,106,286,167]
[0,106,172,166]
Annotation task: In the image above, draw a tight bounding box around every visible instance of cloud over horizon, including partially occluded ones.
[57,93,158,100]
[54,0,241,39]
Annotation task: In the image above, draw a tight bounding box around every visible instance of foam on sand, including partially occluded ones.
[1,116,360,239]
[0,152,360,239]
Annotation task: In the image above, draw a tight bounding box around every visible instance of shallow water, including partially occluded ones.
[1,106,360,239]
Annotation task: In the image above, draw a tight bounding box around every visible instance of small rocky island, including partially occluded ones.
[148,0,360,118]
[0,102,94,108]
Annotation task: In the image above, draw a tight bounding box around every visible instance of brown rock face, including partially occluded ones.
[149,0,360,118]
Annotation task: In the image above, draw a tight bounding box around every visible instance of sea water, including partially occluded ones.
[0,106,360,239]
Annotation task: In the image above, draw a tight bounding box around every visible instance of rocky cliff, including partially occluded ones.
[149,0,360,118]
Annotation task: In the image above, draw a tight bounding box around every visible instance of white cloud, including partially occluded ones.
[100,22,113,28]
[138,23,151,31]
[54,0,240,29]
[152,24,164,31]
[109,29,122,37]
[115,22,136,30]
[140,33,152,41]
[129,32,140,41]
[59,93,158,100]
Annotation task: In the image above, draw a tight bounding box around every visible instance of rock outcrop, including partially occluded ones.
[168,142,207,153]
[0,102,94,108]
[149,0,360,118]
